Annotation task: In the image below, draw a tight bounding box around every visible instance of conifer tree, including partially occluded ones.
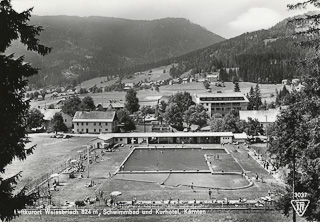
[254,84,262,109]
[234,82,240,92]
[0,1,51,220]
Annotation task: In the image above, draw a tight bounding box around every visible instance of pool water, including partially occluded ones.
[122,148,226,171]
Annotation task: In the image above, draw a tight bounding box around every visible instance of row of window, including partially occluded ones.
[75,122,110,126]
[77,128,109,133]
[200,97,245,101]
[203,103,242,106]
[211,107,242,111]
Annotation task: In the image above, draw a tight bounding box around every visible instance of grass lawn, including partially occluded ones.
[4,134,92,189]
[29,81,283,109]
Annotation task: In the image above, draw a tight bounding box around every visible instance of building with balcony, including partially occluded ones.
[194,92,249,116]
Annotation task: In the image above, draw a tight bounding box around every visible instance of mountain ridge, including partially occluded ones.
[5,15,224,87]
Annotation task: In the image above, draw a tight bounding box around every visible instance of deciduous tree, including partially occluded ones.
[80,96,95,111]
[26,108,44,130]
[51,113,68,134]
[168,91,195,114]
[116,109,135,132]
[164,103,183,130]
[61,96,81,117]
[184,104,208,128]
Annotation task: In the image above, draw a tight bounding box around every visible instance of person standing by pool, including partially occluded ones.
[209,189,212,199]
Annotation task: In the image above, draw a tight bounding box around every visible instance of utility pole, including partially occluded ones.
[265,115,268,149]
[87,145,90,178]
[292,146,296,222]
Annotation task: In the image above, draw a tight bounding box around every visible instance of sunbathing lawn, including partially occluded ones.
[4,134,93,189]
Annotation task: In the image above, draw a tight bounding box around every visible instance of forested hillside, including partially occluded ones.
[5,16,224,87]
[160,16,308,83]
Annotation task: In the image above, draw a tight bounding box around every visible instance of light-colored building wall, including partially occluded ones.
[61,112,73,128]
[195,93,249,116]
[74,121,117,134]
[220,136,232,144]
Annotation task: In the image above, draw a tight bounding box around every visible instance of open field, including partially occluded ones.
[76,65,173,90]
[30,81,283,109]
[4,134,93,189]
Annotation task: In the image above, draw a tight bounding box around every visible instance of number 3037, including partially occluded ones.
[294,192,308,198]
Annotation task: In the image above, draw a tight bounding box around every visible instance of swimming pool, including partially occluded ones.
[120,148,227,172]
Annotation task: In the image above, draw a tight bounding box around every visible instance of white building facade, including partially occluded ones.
[73,111,118,134]
[195,92,249,116]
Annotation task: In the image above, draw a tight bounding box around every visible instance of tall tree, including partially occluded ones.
[80,96,95,111]
[168,91,195,114]
[184,104,209,128]
[116,109,135,132]
[247,86,255,110]
[61,96,81,117]
[51,113,67,134]
[254,84,262,109]
[203,80,210,89]
[234,82,240,92]
[0,1,51,220]
[209,114,225,132]
[26,108,44,130]
[125,88,140,114]
[164,103,183,130]
[268,2,320,221]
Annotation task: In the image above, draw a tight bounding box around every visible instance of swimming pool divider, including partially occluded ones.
[114,174,254,190]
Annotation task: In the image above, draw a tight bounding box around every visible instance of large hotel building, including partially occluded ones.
[195,92,249,116]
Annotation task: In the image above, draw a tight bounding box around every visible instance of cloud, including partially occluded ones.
[228,7,283,32]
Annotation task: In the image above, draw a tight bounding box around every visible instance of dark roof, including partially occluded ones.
[73,111,116,122]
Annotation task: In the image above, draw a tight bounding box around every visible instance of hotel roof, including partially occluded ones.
[195,92,247,98]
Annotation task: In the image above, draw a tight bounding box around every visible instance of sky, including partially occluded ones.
[11,0,313,39]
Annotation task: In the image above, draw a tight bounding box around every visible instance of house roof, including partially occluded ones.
[40,108,62,121]
[97,102,124,109]
[233,132,248,139]
[73,111,116,122]
[207,74,218,78]
[239,109,280,123]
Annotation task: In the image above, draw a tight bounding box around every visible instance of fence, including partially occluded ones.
[26,146,94,195]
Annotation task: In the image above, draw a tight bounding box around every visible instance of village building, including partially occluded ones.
[194,92,249,116]
[239,108,281,129]
[40,108,73,131]
[182,77,189,84]
[96,101,124,111]
[207,73,219,82]
[73,111,118,134]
